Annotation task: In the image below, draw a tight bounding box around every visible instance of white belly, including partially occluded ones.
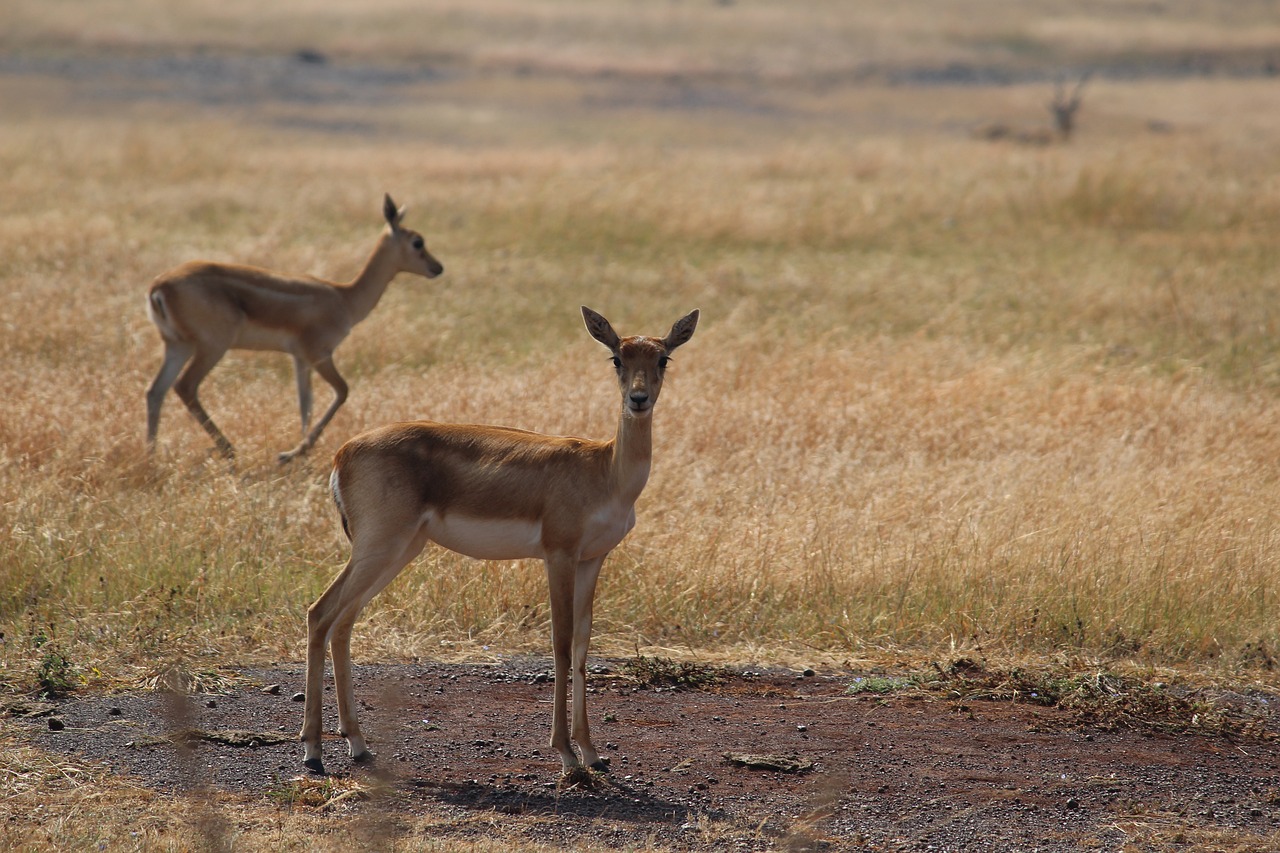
[422,504,637,563]
[232,324,300,353]
[425,513,545,561]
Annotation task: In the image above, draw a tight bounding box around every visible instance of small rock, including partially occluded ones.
[291,692,306,703]
[206,700,217,709]
[108,707,122,717]
[723,752,815,773]
[48,717,65,731]
[1066,798,1080,810]
[803,668,816,678]
[261,684,281,695]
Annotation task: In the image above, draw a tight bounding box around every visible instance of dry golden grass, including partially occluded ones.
[3,2,1280,847]
[4,67,1280,687]
[5,69,1280,681]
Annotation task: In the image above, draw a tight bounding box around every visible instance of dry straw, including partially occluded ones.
[3,68,1280,689]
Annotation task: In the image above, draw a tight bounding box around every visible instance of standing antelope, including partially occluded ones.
[145,194,444,463]
[300,306,699,778]
[1049,72,1091,141]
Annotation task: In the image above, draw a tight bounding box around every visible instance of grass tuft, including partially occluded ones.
[921,658,1278,740]
[621,655,727,690]
[265,776,372,811]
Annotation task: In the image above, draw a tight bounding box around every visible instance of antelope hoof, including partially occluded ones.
[302,756,327,775]
[352,750,376,765]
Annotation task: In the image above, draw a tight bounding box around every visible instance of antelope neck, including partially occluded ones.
[341,234,399,323]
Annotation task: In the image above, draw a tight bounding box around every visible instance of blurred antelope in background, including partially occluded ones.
[299,306,699,779]
[1049,72,1091,141]
[974,72,1091,145]
[145,194,443,462]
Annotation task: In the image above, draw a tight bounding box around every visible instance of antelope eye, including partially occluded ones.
[611,356,622,369]
[658,356,670,369]
[412,237,424,250]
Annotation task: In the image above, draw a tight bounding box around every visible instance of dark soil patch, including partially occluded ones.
[12,658,1280,850]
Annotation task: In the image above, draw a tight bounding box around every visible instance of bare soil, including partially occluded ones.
[12,658,1280,851]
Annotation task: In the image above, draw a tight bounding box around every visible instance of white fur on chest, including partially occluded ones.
[579,502,638,560]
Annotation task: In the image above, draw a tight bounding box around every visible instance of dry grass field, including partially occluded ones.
[3,1,1280,850]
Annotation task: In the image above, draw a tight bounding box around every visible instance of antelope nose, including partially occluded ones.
[629,390,649,406]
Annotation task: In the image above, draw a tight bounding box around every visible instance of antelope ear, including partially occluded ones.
[582,306,620,351]
[662,309,699,351]
[383,194,405,229]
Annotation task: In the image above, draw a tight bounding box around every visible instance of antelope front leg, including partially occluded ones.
[280,357,347,464]
[292,354,314,435]
[545,552,581,773]
[572,555,607,771]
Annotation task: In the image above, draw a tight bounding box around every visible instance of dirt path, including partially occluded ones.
[12,658,1280,850]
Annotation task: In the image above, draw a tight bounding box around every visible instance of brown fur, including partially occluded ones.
[335,422,614,526]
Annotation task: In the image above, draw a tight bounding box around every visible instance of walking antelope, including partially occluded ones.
[145,194,444,463]
[300,306,700,777]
